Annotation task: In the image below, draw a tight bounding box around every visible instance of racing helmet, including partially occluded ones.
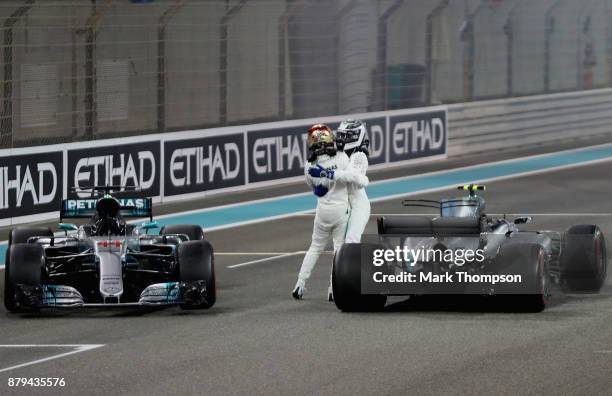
[307,123,337,161]
[92,195,123,236]
[335,119,369,155]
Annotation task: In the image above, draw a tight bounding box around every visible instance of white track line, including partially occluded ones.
[218,251,332,256]
[0,344,104,374]
[217,252,305,256]
[227,251,334,269]
[227,252,304,269]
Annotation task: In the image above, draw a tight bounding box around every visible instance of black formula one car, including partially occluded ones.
[4,186,216,312]
[332,184,607,312]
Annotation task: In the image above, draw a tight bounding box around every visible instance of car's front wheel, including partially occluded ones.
[178,240,216,309]
[4,243,45,313]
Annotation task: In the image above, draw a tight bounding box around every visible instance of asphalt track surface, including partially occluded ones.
[1,151,612,395]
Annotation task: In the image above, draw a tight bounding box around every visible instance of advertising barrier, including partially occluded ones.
[0,105,447,226]
[67,142,161,199]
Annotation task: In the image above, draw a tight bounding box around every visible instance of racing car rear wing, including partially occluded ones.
[60,197,153,222]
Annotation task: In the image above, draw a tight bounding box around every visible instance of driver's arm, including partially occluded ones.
[332,151,369,188]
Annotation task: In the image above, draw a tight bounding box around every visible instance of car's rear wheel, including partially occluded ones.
[514,245,549,313]
[4,244,45,313]
[495,243,549,313]
[560,225,607,292]
[178,240,216,309]
[160,224,204,241]
[332,243,387,312]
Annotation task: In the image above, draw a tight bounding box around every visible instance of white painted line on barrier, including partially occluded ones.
[0,344,105,373]
[227,252,305,269]
[594,350,612,353]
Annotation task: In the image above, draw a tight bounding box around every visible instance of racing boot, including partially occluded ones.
[292,279,305,300]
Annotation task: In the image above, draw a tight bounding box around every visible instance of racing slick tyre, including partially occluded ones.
[560,225,607,293]
[4,244,45,313]
[332,243,387,312]
[9,227,53,245]
[178,240,216,309]
[160,224,204,241]
[495,243,549,313]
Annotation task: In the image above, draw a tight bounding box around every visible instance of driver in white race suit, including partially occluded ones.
[333,119,372,244]
[292,124,369,300]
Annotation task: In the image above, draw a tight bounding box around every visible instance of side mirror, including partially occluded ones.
[140,221,159,234]
[58,223,78,232]
[514,216,533,225]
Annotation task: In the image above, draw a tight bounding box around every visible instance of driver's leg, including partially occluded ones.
[293,216,331,299]
[327,210,349,301]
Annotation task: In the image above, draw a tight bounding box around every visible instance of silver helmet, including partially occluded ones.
[335,119,369,154]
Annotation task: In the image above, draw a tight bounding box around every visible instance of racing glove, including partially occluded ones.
[308,165,335,179]
[308,165,325,178]
[313,185,329,197]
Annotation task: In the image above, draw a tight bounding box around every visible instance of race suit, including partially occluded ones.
[333,151,370,243]
[296,152,351,284]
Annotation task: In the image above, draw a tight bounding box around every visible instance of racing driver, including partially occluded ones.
[333,119,371,244]
[292,124,369,300]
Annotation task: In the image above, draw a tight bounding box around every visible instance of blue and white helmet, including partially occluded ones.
[335,119,369,154]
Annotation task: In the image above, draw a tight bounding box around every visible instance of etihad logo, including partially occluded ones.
[169,143,241,187]
[252,134,307,174]
[74,152,156,198]
[0,163,58,209]
[392,116,445,155]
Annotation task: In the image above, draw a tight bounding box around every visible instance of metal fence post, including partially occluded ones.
[504,0,525,96]
[544,0,567,93]
[78,0,113,141]
[158,0,185,134]
[576,0,597,90]
[71,1,78,138]
[278,0,305,120]
[1,0,35,148]
[219,0,249,125]
[426,0,450,105]
[461,0,486,102]
[375,0,404,111]
[607,0,612,87]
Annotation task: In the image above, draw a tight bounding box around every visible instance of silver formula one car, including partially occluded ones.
[4,186,216,312]
[332,184,607,312]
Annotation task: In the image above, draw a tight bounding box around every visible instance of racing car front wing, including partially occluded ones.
[13,281,208,309]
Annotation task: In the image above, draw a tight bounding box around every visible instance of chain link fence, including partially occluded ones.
[1,0,611,148]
